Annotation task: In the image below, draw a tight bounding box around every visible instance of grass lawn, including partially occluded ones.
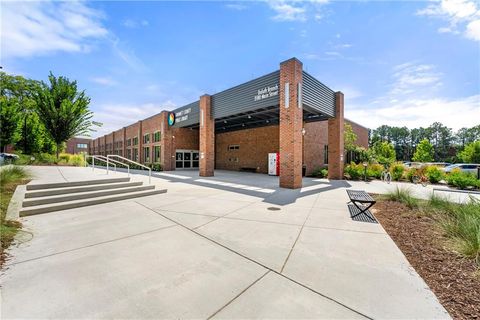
[1,166,30,267]
[373,188,480,319]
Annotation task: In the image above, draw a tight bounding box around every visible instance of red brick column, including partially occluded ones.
[122,127,126,157]
[279,58,303,189]
[138,120,143,163]
[160,111,175,171]
[327,92,345,180]
[199,94,214,177]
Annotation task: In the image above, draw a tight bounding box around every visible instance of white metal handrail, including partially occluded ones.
[85,155,117,173]
[107,154,151,184]
[103,157,130,176]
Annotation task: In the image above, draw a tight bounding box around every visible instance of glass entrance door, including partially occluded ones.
[175,150,199,169]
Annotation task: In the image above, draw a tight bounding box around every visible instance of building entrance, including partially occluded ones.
[175,149,199,169]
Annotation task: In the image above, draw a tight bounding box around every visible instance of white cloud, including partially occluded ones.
[91,101,177,137]
[1,1,107,59]
[417,0,480,41]
[91,77,117,86]
[346,95,480,131]
[123,19,149,28]
[267,0,329,22]
[465,19,480,40]
[225,3,247,11]
[268,1,306,22]
[390,62,442,95]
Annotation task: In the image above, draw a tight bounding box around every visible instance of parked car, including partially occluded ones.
[403,162,423,168]
[443,163,480,174]
[0,153,19,165]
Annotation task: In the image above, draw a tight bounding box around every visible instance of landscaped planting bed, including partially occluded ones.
[372,195,480,319]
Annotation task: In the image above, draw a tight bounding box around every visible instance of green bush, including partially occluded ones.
[425,165,445,184]
[68,154,85,167]
[446,169,478,189]
[406,167,418,183]
[311,166,328,178]
[151,163,162,171]
[389,162,405,181]
[58,153,71,162]
[35,153,57,165]
[367,163,383,179]
[344,162,364,180]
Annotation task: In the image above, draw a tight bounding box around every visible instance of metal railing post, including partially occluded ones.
[106,157,109,175]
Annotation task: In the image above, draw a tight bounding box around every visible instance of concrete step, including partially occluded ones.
[25,181,143,198]
[22,185,156,207]
[26,177,131,191]
[20,189,167,216]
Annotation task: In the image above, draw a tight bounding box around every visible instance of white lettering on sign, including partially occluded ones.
[254,84,279,102]
[175,108,191,123]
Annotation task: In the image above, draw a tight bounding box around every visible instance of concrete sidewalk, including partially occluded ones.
[1,166,451,319]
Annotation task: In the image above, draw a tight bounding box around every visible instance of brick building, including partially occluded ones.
[65,137,91,154]
[91,58,369,189]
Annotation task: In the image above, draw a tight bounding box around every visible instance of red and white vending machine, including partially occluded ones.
[268,153,280,176]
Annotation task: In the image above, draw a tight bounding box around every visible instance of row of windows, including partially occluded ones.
[144,131,161,144]
[76,143,88,149]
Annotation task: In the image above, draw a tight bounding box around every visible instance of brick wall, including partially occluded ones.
[65,137,91,154]
[199,95,214,176]
[125,122,141,161]
[173,128,199,151]
[216,126,279,173]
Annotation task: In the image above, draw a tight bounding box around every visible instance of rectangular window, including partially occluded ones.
[133,137,138,146]
[143,147,150,163]
[127,139,131,147]
[127,149,131,160]
[118,150,123,157]
[154,146,161,163]
[133,148,138,161]
[143,133,150,144]
[228,145,240,151]
[76,143,88,149]
[324,145,328,164]
[153,131,161,142]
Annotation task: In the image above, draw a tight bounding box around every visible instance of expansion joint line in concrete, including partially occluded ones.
[56,166,68,182]
[136,201,373,320]
[5,224,178,267]
[192,201,258,231]
[206,270,270,319]
[279,194,319,273]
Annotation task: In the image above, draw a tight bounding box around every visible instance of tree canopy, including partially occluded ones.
[34,73,93,158]
[412,139,434,162]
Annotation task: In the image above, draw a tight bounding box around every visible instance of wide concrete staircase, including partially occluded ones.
[20,177,166,216]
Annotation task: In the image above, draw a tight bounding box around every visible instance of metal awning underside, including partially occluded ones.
[181,104,332,133]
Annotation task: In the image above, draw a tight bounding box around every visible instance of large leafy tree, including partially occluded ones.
[458,141,480,163]
[371,141,396,167]
[34,73,93,158]
[412,139,434,162]
[0,97,20,152]
[0,72,41,154]
[344,123,358,152]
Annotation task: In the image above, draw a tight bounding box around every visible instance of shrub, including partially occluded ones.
[35,153,57,165]
[389,162,405,181]
[367,163,383,179]
[425,165,445,184]
[446,169,478,189]
[344,162,364,180]
[151,163,162,171]
[58,153,71,162]
[385,187,419,209]
[68,154,85,167]
[311,166,328,178]
[406,167,418,183]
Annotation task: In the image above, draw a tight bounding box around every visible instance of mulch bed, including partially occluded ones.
[372,199,480,320]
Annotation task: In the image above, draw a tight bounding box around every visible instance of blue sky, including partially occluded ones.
[2,0,479,137]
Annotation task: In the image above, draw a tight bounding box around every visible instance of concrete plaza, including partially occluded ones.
[1,166,452,319]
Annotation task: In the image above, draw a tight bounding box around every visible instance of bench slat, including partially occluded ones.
[347,190,375,203]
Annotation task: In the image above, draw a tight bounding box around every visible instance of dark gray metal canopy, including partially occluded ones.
[171,68,336,132]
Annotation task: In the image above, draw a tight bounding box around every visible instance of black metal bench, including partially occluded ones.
[346,190,376,218]
[240,167,257,173]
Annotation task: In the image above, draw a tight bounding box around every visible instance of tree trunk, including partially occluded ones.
[56,144,61,159]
